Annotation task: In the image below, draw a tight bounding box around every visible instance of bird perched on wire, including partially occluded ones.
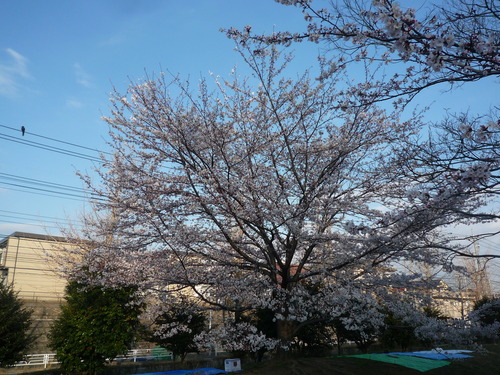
[21,126,26,136]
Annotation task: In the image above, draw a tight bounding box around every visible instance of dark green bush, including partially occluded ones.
[0,283,34,367]
[49,281,142,374]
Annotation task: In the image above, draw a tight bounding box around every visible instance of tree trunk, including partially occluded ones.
[276,319,296,354]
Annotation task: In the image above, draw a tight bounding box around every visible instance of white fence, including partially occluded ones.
[116,348,174,362]
[14,353,58,368]
[14,348,174,368]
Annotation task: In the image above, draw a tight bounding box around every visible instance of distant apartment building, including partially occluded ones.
[0,232,73,352]
[431,280,477,319]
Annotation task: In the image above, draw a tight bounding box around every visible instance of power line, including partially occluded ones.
[0,219,65,231]
[0,179,91,200]
[0,208,83,229]
[0,214,82,229]
[0,181,85,199]
[0,122,111,155]
[0,172,87,194]
[0,132,102,163]
[0,123,110,207]
[0,185,89,202]
[478,237,500,248]
[0,209,82,226]
[0,172,107,201]
[0,182,102,201]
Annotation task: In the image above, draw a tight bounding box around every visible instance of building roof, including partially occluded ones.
[0,231,69,248]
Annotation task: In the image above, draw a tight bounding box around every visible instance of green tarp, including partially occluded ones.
[151,347,173,360]
[342,354,451,372]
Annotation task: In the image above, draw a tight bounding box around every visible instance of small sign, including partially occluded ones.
[224,358,241,372]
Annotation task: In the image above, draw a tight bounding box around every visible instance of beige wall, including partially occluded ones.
[1,234,69,301]
[433,293,475,319]
[0,232,76,353]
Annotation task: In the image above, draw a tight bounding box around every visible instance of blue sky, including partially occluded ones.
[0,0,498,267]
[0,0,322,236]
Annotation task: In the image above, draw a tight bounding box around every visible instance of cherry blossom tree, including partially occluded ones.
[71,44,497,351]
[394,114,500,258]
[227,0,499,104]
[225,0,500,261]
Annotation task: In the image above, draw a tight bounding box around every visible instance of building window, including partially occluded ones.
[0,267,8,286]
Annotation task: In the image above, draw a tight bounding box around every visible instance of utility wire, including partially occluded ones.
[0,174,99,200]
[0,180,92,200]
[0,172,88,194]
[0,219,66,231]
[0,185,89,202]
[0,214,82,228]
[0,172,107,201]
[0,123,110,203]
[478,237,500,248]
[0,209,82,226]
[0,122,111,155]
[0,132,102,163]
[0,209,83,229]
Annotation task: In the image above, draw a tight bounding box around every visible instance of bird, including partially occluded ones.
[21,126,25,136]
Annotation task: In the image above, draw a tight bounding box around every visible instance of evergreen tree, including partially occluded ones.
[49,281,142,374]
[473,297,500,331]
[0,283,34,367]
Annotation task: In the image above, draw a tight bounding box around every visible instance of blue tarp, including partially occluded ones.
[132,368,226,375]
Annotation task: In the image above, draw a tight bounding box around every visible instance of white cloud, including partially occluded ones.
[66,98,84,108]
[74,63,93,88]
[6,48,30,77]
[100,34,125,46]
[0,48,31,97]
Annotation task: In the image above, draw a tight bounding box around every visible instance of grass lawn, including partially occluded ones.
[2,346,498,375]
[240,345,500,375]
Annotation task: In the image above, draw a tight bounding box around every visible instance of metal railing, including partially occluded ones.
[116,348,174,362]
[14,353,59,368]
[13,348,174,368]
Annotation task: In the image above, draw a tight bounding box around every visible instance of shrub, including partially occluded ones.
[49,281,142,374]
[0,283,34,367]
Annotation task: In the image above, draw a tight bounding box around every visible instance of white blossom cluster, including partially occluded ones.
[195,323,279,353]
[154,321,193,340]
